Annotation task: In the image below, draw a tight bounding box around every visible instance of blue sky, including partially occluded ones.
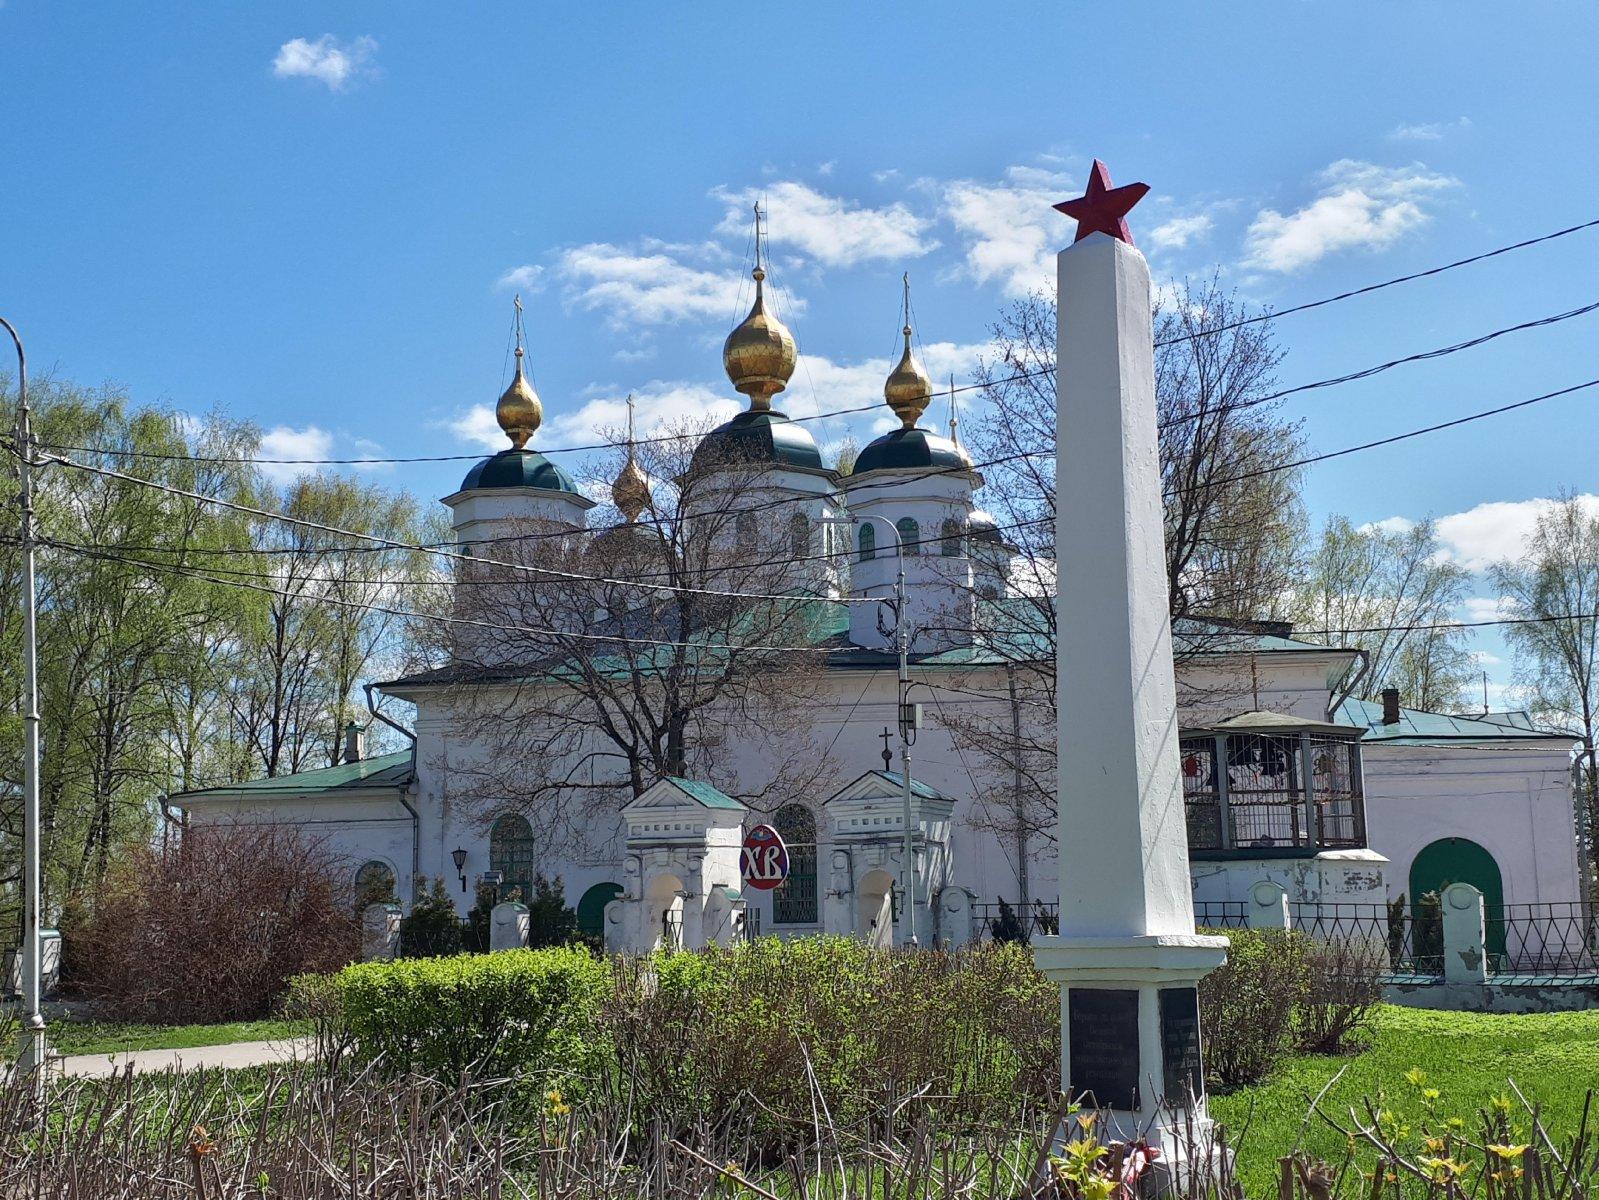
[4,2,1598,703]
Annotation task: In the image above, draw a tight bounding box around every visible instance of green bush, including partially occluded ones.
[1199,927,1310,1087]
[609,937,1058,1136]
[325,945,611,1086]
[398,878,464,958]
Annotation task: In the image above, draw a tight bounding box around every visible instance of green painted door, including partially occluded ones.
[577,882,622,941]
[1408,838,1506,963]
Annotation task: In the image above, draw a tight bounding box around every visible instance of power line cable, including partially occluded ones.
[50,540,838,654]
[42,449,887,605]
[1153,216,1599,348]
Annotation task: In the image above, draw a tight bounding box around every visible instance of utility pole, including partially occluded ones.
[2,315,46,1082]
[892,532,918,947]
[827,513,917,946]
[1005,663,1029,906]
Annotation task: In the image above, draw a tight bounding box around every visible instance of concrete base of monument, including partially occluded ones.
[1033,932,1230,983]
[1035,931,1231,1193]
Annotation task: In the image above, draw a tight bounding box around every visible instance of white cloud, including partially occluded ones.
[448,406,506,453]
[816,160,836,177]
[1463,596,1517,623]
[495,264,545,293]
[1435,494,1599,570]
[254,425,389,484]
[1470,649,1503,666]
[1389,117,1472,142]
[1242,160,1457,273]
[941,165,1070,298]
[714,181,936,268]
[541,381,740,446]
[271,35,377,91]
[1358,515,1417,536]
[1148,214,1213,252]
[555,242,750,327]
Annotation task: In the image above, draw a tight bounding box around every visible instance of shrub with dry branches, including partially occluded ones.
[67,823,359,1022]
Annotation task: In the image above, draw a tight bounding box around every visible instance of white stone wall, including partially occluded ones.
[1362,742,1582,906]
[187,659,1583,923]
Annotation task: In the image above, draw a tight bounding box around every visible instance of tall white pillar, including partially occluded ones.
[1033,231,1228,1159]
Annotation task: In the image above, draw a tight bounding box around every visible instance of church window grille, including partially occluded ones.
[896,517,920,556]
[772,804,819,925]
[789,512,809,557]
[489,813,536,902]
[940,518,963,557]
[736,511,758,556]
[858,524,876,562]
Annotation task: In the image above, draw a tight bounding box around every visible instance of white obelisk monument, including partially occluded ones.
[1033,161,1228,1159]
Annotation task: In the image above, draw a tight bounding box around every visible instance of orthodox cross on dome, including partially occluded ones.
[1053,159,1151,246]
[879,726,894,772]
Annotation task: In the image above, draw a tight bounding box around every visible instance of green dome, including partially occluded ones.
[691,409,823,473]
[853,427,972,476]
[459,448,581,493]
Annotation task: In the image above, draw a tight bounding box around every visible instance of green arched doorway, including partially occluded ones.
[1409,837,1506,963]
[576,882,622,942]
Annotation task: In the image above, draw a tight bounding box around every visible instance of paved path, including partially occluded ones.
[54,1037,313,1079]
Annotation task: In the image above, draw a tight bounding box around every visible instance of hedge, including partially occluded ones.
[322,945,611,1086]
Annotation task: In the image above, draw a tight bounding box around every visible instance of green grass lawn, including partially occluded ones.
[2,1016,310,1061]
[1213,1005,1599,1195]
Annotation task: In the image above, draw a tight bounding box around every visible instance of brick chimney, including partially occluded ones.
[1380,687,1401,726]
[342,720,365,764]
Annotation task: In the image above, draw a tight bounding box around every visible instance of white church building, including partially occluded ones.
[176,259,1585,952]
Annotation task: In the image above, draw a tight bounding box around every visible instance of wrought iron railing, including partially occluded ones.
[1495,902,1599,977]
[1189,897,1599,981]
[1288,900,1442,978]
[971,899,1059,944]
[1193,900,1248,929]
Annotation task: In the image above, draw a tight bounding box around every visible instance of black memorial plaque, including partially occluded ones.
[1067,988,1140,1110]
[1159,986,1203,1105]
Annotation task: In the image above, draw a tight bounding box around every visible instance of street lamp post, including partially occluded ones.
[828,513,918,946]
[2,315,46,1081]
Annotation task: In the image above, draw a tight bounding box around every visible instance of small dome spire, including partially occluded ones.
[722,206,797,411]
[884,274,932,429]
[497,301,543,449]
[884,325,933,429]
[611,395,649,521]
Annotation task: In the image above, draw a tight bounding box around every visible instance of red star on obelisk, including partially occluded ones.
[1053,159,1151,246]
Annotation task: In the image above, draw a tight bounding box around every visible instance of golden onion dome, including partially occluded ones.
[883,324,933,428]
[722,267,797,411]
[612,452,649,522]
[495,347,543,449]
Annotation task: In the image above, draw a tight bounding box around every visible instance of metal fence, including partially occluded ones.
[1496,901,1599,977]
[1193,900,1248,929]
[1187,897,1599,982]
[970,899,1059,943]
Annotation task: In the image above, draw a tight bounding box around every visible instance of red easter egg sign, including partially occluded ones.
[740,823,790,891]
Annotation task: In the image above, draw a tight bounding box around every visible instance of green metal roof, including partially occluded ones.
[690,410,825,473]
[1336,698,1572,744]
[459,448,581,494]
[664,777,746,810]
[869,770,950,801]
[851,427,972,475]
[175,750,414,800]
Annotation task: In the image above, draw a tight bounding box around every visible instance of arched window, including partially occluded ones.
[858,523,876,563]
[789,512,809,557]
[736,511,757,553]
[940,517,963,557]
[896,516,920,557]
[354,860,397,910]
[489,814,536,902]
[772,804,819,925]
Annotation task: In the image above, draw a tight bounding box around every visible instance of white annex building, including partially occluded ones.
[177,256,1586,953]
